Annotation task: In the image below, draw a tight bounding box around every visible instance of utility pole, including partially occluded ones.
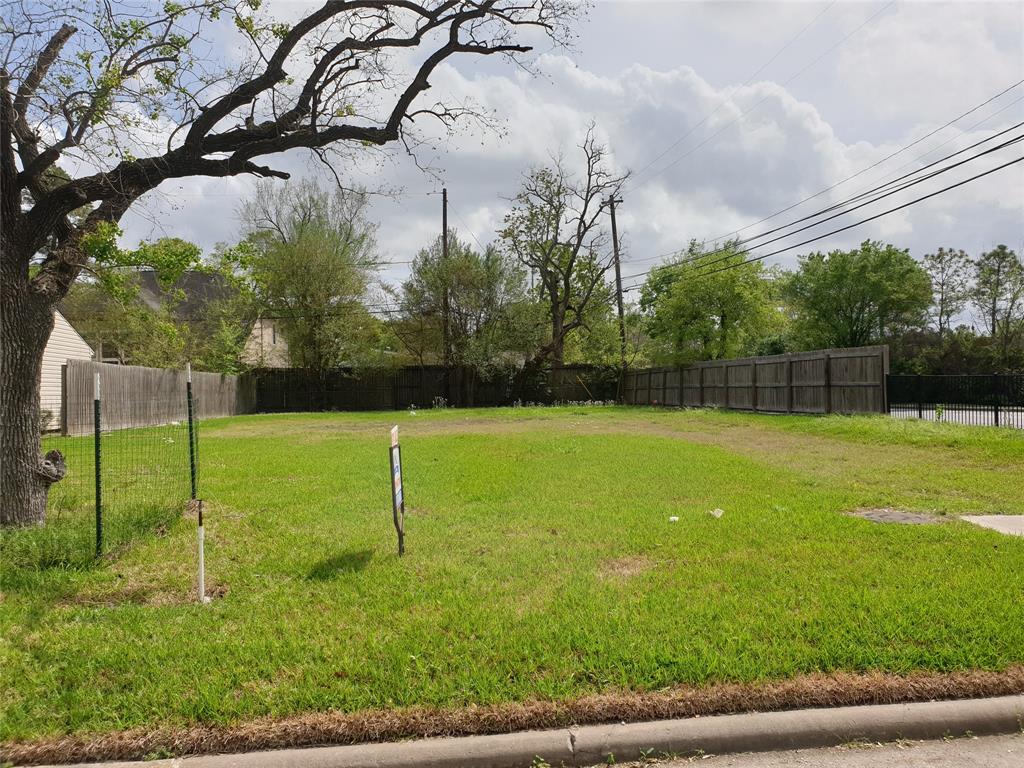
[607,195,627,380]
[441,188,451,402]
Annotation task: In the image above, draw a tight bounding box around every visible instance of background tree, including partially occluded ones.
[640,240,782,363]
[784,241,931,349]
[971,244,1024,368]
[2,0,576,525]
[61,239,256,372]
[499,130,627,367]
[395,231,539,375]
[234,181,381,375]
[922,247,972,339]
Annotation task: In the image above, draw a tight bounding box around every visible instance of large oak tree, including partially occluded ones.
[0,0,577,525]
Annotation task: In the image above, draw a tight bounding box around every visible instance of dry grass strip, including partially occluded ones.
[4,667,1024,765]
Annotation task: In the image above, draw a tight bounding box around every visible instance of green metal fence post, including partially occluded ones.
[186,363,197,500]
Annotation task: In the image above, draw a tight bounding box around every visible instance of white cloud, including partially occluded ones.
[119,2,1024,291]
[837,2,1024,123]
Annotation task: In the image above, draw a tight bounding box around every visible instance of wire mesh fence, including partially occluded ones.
[888,374,1024,429]
[2,387,198,572]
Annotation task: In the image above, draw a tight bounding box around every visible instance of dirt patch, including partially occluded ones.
[64,581,227,608]
[4,667,1023,765]
[599,555,655,581]
[847,508,942,525]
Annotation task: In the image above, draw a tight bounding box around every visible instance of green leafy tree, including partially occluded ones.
[922,247,972,339]
[641,240,783,363]
[2,0,576,524]
[395,231,540,375]
[234,181,380,373]
[971,244,1023,368]
[785,241,932,349]
[61,238,255,372]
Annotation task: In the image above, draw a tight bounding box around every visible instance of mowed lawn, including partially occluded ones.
[2,406,1023,744]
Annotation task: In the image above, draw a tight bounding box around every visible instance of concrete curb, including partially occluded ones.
[51,695,1024,768]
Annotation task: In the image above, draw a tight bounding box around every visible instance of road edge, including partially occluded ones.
[44,695,1024,768]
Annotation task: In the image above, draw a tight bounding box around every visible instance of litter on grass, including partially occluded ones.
[709,508,724,519]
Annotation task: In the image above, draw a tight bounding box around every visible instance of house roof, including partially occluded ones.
[135,270,238,322]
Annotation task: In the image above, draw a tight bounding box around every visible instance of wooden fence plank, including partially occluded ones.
[63,361,255,435]
[619,346,887,416]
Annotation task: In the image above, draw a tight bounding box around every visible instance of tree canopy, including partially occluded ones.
[784,241,932,349]
[396,231,539,374]
[640,240,782,363]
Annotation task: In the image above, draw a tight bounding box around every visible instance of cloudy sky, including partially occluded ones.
[121,0,1024,298]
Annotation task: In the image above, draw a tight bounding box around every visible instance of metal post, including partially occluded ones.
[607,195,627,402]
[993,374,1000,427]
[917,374,923,419]
[441,188,451,405]
[186,363,197,500]
[197,499,209,603]
[93,372,102,557]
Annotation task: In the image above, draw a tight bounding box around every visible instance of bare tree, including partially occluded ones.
[500,128,627,366]
[0,0,578,525]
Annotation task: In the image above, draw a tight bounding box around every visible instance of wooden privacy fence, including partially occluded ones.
[622,346,889,415]
[62,360,256,435]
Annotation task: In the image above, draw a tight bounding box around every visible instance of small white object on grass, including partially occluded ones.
[668,516,679,522]
[709,508,724,519]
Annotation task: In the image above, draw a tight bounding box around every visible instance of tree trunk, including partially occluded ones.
[550,311,564,366]
[1,264,66,526]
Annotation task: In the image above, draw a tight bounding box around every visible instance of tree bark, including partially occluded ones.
[1,249,66,525]
[550,305,565,366]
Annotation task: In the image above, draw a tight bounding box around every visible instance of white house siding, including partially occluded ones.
[241,317,290,368]
[40,311,93,430]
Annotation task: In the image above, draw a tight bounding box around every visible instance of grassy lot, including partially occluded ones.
[1,406,1023,746]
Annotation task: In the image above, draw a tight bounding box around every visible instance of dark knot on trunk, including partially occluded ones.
[35,449,67,484]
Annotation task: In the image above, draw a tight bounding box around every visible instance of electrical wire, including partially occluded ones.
[615,130,1024,285]
[664,131,1024,277]
[620,152,1024,293]
[628,80,1024,267]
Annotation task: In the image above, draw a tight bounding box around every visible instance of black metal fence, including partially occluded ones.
[250,365,620,411]
[887,374,1024,428]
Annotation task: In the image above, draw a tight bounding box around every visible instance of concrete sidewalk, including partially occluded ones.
[629,733,1023,767]
[40,695,1024,768]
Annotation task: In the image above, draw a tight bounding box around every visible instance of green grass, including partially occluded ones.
[0,422,192,572]
[1,406,1023,743]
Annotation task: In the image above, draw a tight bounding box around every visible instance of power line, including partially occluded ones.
[622,152,1024,292]
[615,129,1024,286]
[626,79,1024,268]
[683,130,1024,274]
[700,78,1024,245]
[448,203,488,252]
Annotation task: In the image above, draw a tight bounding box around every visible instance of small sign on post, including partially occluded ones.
[389,425,405,556]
